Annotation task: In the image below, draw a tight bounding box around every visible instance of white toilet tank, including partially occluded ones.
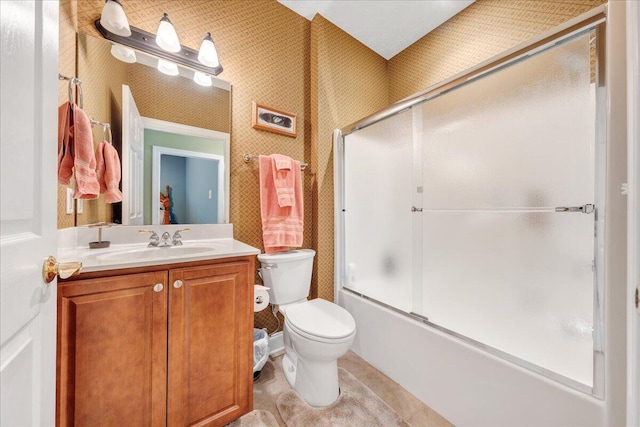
[258,249,315,305]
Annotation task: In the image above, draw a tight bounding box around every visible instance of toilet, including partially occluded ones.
[258,249,356,407]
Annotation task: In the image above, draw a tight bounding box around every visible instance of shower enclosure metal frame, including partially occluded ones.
[334,5,607,397]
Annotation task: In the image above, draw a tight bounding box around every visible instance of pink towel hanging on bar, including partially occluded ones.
[271,153,295,207]
[259,155,303,253]
[57,101,100,199]
[57,102,74,185]
[95,141,123,203]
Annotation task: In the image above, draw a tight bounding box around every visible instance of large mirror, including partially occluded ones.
[64,32,231,227]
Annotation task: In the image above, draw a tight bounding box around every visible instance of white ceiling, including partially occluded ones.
[277,0,475,60]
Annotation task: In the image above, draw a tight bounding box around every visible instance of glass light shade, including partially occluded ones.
[193,71,212,87]
[156,13,181,53]
[100,0,131,37]
[157,59,179,76]
[110,44,136,63]
[197,33,220,68]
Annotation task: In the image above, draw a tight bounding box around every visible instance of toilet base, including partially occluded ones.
[282,352,340,407]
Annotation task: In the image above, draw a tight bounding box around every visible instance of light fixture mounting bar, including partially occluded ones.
[95,19,223,76]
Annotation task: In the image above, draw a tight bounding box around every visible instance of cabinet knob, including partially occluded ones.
[153,283,163,292]
[173,280,183,289]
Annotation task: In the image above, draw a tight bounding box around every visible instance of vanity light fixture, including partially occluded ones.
[197,33,220,68]
[100,0,131,37]
[156,13,181,53]
[95,16,223,76]
[157,59,179,76]
[193,71,213,87]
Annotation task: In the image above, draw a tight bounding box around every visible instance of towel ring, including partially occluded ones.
[59,74,84,109]
[90,118,113,144]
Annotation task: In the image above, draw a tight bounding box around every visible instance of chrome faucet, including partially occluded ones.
[172,228,190,246]
[139,230,160,247]
[140,228,190,247]
[159,232,172,247]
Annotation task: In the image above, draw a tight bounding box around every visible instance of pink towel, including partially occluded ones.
[57,102,100,199]
[95,141,123,203]
[71,104,100,199]
[259,155,303,254]
[271,154,295,207]
[57,102,74,184]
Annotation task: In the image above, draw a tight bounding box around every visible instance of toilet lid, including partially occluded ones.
[285,299,356,340]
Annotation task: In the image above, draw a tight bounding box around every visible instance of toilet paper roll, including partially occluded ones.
[254,285,270,312]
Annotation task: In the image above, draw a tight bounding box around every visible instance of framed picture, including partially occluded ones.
[252,101,297,137]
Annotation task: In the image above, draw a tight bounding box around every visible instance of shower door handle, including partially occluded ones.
[554,204,594,214]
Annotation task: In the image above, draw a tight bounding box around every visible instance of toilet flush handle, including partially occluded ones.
[262,263,278,270]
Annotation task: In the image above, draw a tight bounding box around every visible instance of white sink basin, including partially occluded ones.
[91,244,225,262]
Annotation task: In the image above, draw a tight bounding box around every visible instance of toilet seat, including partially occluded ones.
[285,299,356,343]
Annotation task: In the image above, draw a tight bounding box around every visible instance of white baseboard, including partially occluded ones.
[268,331,284,355]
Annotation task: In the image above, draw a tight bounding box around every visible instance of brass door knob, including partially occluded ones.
[42,256,82,283]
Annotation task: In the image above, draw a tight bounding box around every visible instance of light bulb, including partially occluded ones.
[110,44,136,63]
[156,13,181,53]
[157,59,179,76]
[197,33,220,68]
[193,71,212,87]
[100,0,131,37]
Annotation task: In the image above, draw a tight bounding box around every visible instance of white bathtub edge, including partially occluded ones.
[340,289,606,427]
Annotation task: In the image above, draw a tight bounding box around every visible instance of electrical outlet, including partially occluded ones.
[66,188,73,214]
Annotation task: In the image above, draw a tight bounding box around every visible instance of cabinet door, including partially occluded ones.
[57,271,168,427]
[168,260,253,427]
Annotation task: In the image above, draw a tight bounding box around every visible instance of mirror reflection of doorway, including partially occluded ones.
[152,146,224,225]
[122,85,230,225]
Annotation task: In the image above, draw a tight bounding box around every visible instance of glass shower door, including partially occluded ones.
[415,33,597,386]
[343,108,416,313]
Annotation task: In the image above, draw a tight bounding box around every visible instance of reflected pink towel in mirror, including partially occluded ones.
[95,141,123,203]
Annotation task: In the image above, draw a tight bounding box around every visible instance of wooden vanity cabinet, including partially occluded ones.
[57,271,168,426]
[57,256,255,427]
[168,261,253,427]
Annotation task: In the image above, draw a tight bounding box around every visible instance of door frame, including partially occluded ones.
[626,1,640,425]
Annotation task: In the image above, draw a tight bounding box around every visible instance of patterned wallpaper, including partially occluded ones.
[62,0,607,331]
[388,0,607,102]
[312,15,389,301]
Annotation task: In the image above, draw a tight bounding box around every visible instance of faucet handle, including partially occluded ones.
[172,228,190,246]
[173,228,190,237]
[139,229,160,247]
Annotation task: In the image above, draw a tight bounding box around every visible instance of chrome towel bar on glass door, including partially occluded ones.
[243,154,308,171]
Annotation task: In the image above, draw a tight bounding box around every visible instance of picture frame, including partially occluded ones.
[252,101,297,137]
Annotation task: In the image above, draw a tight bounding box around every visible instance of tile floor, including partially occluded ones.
[252,351,453,426]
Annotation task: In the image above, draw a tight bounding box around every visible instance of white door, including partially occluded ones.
[0,1,59,425]
[122,84,144,225]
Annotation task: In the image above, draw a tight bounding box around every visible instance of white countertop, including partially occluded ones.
[58,225,261,273]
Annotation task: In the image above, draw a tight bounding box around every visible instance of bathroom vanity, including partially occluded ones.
[56,225,259,427]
